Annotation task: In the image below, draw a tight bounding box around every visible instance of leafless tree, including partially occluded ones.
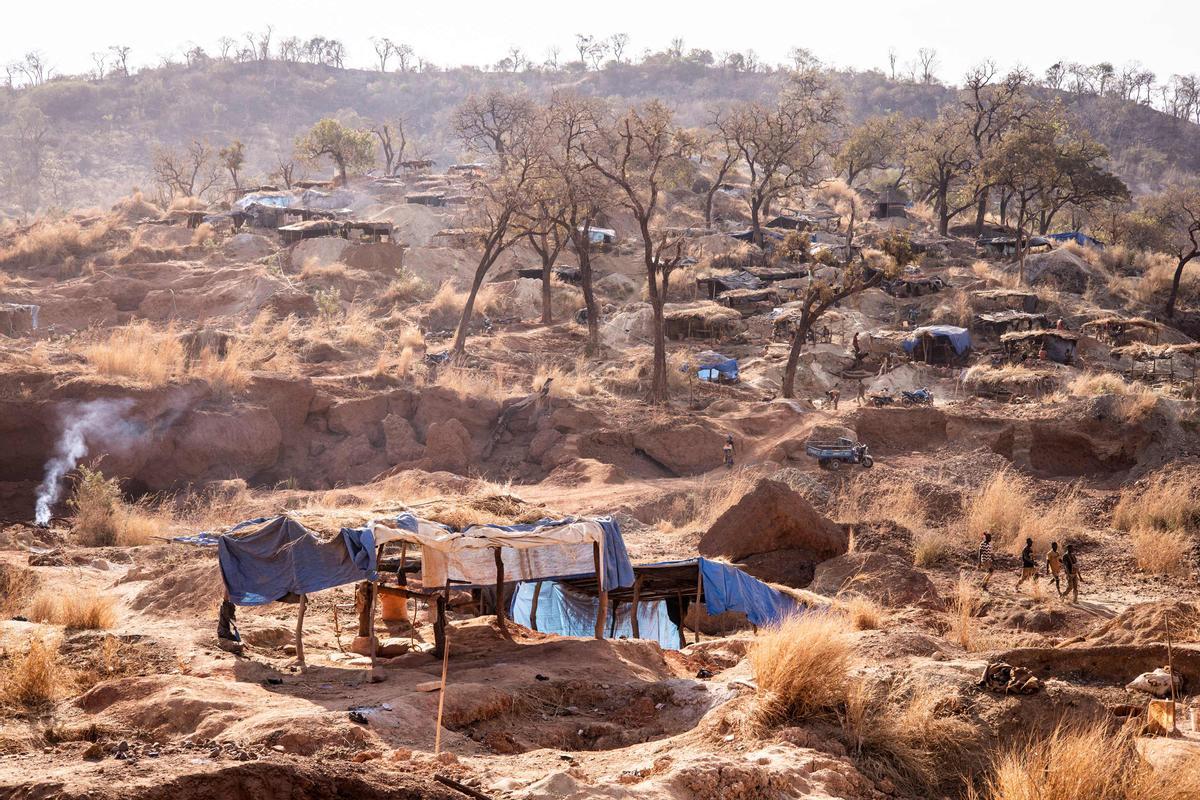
[394,43,415,72]
[699,126,739,227]
[90,51,107,80]
[453,91,536,166]
[668,38,685,62]
[17,52,52,86]
[371,119,407,175]
[274,157,296,189]
[714,70,839,246]
[917,47,939,84]
[450,98,547,356]
[152,140,221,199]
[574,34,594,68]
[961,61,1032,235]
[580,100,693,401]
[887,47,897,80]
[372,37,396,72]
[610,34,629,64]
[110,45,131,76]
[277,37,301,63]
[545,46,560,71]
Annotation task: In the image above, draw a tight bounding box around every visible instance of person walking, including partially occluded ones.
[856,380,866,407]
[1045,541,1063,595]
[722,435,734,469]
[1061,543,1081,602]
[978,531,995,592]
[826,387,840,411]
[1015,537,1036,591]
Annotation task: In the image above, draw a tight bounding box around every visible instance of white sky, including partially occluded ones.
[3,0,1197,84]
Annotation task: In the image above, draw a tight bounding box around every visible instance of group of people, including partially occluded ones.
[977,532,1082,601]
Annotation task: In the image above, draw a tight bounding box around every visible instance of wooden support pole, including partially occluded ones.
[493,547,511,640]
[434,633,451,755]
[1167,612,1177,733]
[694,566,703,645]
[593,542,608,640]
[529,581,542,632]
[433,591,448,659]
[630,575,643,640]
[676,591,686,648]
[366,581,378,670]
[294,594,308,668]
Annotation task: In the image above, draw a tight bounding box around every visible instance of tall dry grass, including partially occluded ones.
[0,563,38,617]
[837,594,886,631]
[69,465,159,547]
[27,589,116,630]
[949,575,985,651]
[1113,472,1200,534]
[337,303,383,349]
[749,612,854,725]
[834,478,927,535]
[192,342,250,398]
[0,218,112,269]
[1130,527,1191,576]
[963,470,1085,554]
[0,638,65,708]
[650,469,760,535]
[974,722,1200,800]
[83,321,184,386]
[532,359,601,399]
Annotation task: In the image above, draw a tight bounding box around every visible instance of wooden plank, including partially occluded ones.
[434,635,451,755]
[694,565,703,645]
[493,547,511,640]
[593,542,607,640]
[294,594,308,668]
[630,575,643,639]
[529,581,542,632]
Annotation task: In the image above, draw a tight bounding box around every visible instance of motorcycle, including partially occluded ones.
[901,387,933,406]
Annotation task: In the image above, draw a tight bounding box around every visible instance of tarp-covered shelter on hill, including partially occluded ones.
[978,235,1051,257]
[1047,231,1104,249]
[870,187,910,219]
[971,289,1039,314]
[696,270,763,300]
[904,325,972,364]
[1081,316,1160,346]
[693,350,739,383]
[719,287,780,310]
[1001,329,1079,365]
[511,558,798,649]
[974,310,1048,337]
[664,303,743,340]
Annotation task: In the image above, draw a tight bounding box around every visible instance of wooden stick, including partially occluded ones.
[332,598,343,652]
[366,581,378,670]
[434,774,492,800]
[433,591,447,658]
[676,591,686,648]
[593,541,608,640]
[529,581,542,632]
[493,547,511,640]
[294,594,307,668]
[630,575,643,639]
[694,565,703,645]
[1167,611,1177,733]
[434,634,451,755]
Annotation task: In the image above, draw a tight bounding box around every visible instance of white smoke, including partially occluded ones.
[34,399,138,525]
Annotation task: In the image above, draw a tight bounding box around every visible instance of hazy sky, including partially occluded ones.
[4,0,1197,84]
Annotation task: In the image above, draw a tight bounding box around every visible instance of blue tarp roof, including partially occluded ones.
[1046,231,1105,249]
[217,516,379,606]
[903,325,972,355]
[698,358,739,382]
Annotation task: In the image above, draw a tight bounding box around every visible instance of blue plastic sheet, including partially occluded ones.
[217,516,379,606]
[903,325,972,356]
[696,558,796,627]
[509,581,681,649]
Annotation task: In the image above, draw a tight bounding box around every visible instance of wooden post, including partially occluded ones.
[529,581,542,632]
[433,591,448,658]
[676,591,686,648]
[434,634,451,755]
[294,594,307,668]
[694,566,703,645]
[630,575,643,639]
[493,547,511,640]
[593,542,608,640]
[365,581,378,670]
[1167,612,1177,733]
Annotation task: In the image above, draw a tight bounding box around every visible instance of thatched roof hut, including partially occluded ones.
[664,303,745,340]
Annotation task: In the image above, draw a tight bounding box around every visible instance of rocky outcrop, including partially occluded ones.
[809,548,942,608]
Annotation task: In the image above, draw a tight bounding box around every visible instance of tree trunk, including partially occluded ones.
[704,186,718,228]
[973,191,987,237]
[1015,201,1029,286]
[1166,253,1197,318]
[452,248,496,356]
[540,252,553,325]
[781,313,811,399]
[750,197,764,248]
[649,288,667,401]
[579,240,599,355]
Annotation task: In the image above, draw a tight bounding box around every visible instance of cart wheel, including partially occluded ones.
[828,458,841,471]
[861,455,874,468]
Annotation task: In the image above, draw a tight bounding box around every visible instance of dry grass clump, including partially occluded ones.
[0,638,65,708]
[383,269,434,305]
[69,465,159,547]
[1113,472,1200,534]
[299,261,349,281]
[837,594,886,630]
[336,303,383,349]
[834,478,927,535]
[841,679,975,795]
[434,364,523,402]
[190,222,216,246]
[0,218,112,270]
[238,311,300,373]
[191,342,250,398]
[1069,371,1144,397]
[912,529,958,567]
[0,563,38,617]
[963,470,1084,554]
[974,722,1200,800]
[533,359,601,399]
[396,326,425,351]
[83,321,184,386]
[949,575,984,651]
[750,612,854,725]
[1129,527,1191,576]
[650,469,759,535]
[374,345,416,378]
[27,589,116,630]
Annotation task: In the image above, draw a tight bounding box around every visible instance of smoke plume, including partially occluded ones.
[34,399,138,525]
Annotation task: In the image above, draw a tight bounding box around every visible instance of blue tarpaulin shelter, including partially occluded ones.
[510,557,798,648]
[698,358,739,382]
[904,325,972,362]
[1046,231,1105,249]
[217,516,380,606]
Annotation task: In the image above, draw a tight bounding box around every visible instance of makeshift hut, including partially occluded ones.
[904,325,972,365]
[870,187,910,219]
[971,289,1040,314]
[1046,231,1104,249]
[510,558,797,649]
[1081,316,1160,346]
[882,275,946,298]
[1110,342,1200,383]
[693,350,739,383]
[962,363,1058,401]
[406,193,446,207]
[719,287,781,312]
[747,265,804,283]
[278,219,342,244]
[696,270,763,300]
[663,303,744,340]
[978,235,1052,258]
[1001,329,1078,365]
[974,310,1048,337]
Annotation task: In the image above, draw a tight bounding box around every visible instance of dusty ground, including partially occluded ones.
[3,181,1200,799]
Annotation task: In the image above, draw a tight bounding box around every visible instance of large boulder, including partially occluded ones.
[809,548,941,608]
[327,396,388,438]
[146,407,282,487]
[633,423,728,476]
[699,479,848,587]
[420,418,474,474]
[383,414,424,464]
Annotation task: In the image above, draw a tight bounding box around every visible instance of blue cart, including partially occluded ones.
[805,437,874,470]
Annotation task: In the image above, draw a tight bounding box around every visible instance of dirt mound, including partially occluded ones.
[1024,248,1097,294]
[129,560,224,616]
[602,303,654,348]
[289,236,347,269]
[852,407,948,453]
[808,548,942,608]
[543,458,629,487]
[341,242,405,273]
[222,233,275,262]
[1070,601,1200,647]
[699,479,847,587]
[110,194,163,224]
